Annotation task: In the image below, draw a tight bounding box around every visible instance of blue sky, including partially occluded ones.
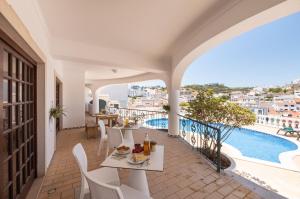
[133,12,300,88]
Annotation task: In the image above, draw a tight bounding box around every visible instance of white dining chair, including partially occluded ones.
[85,171,152,199]
[97,120,107,155]
[106,127,124,157]
[117,116,123,125]
[72,143,120,199]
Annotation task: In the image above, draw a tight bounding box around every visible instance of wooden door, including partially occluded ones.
[55,81,60,133]
[0,39,36,199]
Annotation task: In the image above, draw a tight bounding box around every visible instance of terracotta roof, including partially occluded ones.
[268,108,277,115]
[295,98,300,103]
[282,111,300,118]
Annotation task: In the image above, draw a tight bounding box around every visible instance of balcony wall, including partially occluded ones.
[62,65,86,128]
[256,115,300,129]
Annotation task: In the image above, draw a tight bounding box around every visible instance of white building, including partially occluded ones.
[294,89,300,97]
[97,84,128,108]
[273,94,295,102]
[129,85,145,97]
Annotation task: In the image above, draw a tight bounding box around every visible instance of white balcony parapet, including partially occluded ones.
[256,115,300,129]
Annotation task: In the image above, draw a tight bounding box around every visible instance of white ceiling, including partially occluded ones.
[8,0,293,83]
[85,67,144,80]
[37,0,286,82]
[60,60,144,81]
[37,0,223,59]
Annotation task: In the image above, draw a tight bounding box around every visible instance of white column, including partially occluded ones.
[92,90,99,115]
[168,87,179,136]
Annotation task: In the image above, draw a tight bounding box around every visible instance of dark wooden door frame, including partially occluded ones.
[55,76,62,133]
[0,12,46,199]
[0,38,37,199]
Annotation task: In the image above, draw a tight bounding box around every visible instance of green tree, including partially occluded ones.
[184,89,256,156]
[179,102,189,108]
[268,87,282,93]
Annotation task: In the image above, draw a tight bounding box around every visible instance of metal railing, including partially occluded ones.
[177,114,222,172]
[108,107,168,130]
[107,107,222,172]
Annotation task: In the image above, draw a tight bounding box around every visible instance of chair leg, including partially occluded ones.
[79,191,85,199]
[105,145,109,158]
[97,139,102,156]
[79,178,86,199]
[127,170,150,197]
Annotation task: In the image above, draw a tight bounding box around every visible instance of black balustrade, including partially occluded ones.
[108,107,168,130]
[177,114,222,172]
[107,107,222,172]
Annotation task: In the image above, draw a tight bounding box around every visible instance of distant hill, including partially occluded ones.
[183,83,253,94]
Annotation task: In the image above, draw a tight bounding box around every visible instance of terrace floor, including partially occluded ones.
[37,127,262,199]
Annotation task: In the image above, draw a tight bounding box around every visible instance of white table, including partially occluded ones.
[101,145,164,196]
[113,124,141,146]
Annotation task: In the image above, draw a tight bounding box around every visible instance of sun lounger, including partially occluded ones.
[276,127,298,136]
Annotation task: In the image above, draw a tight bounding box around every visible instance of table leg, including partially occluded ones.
[128,170,150,197]
[123,129,134,146]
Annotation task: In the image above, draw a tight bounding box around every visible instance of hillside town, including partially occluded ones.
[127,80,300,120]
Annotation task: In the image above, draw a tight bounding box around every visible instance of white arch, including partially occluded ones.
[166,0,300,137]
[172,0,300,86]
[87,72,170,93]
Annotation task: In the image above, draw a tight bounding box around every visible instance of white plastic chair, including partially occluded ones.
[106,127,123,157]
[97,120,107,155]
[72,143,120,199]
[117,116,123,125]
[85,171,152,199]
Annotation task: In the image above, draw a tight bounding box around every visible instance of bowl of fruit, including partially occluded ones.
[132,143,143,153]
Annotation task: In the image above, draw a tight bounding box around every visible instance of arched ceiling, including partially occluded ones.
[35,0,242,79]
[85,67,144,81]
[33,0,295,83]
[37,0,223,59]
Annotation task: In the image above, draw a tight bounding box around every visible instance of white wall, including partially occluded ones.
[62,65,85,128]
[97,84,129,108]
[85,87,92,111]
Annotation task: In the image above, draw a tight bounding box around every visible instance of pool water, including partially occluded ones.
[225,128,297,163]
[145,118,298,163]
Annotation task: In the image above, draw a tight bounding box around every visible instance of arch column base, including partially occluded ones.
[168,88,180,136]
[92,90,99,115]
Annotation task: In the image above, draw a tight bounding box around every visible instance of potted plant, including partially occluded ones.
[133,116,140,124]
[100,109,106,114]
[162,104,170,112]
[49,106,66,119]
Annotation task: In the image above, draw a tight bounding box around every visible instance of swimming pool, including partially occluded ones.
[145,118,298,163]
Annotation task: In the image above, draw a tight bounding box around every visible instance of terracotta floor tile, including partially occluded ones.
[176,187,194,199]
[37,127,261,199]
[218,185,234,196]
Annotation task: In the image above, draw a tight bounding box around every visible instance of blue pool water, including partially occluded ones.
[145,118,298,163]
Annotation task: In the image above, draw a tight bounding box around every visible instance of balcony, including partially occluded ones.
[37,126,260,199]
[2,1,300,199]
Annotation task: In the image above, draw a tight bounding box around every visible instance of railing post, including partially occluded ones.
[216,129,221,173]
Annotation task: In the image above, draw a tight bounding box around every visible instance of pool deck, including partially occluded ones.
[224,124,300,199]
